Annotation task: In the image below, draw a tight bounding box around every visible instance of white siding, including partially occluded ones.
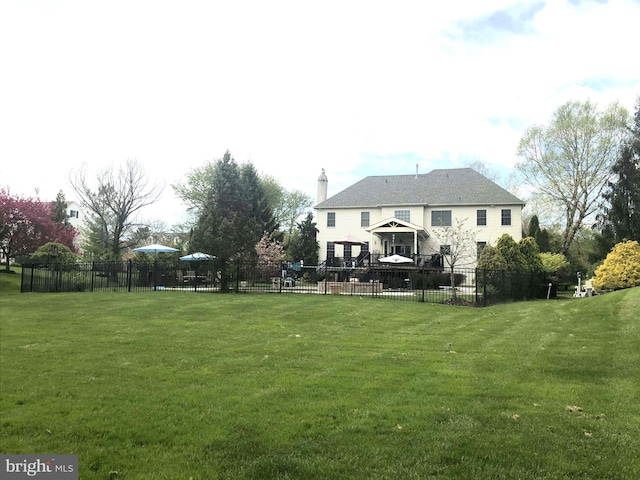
[317,203,523,266]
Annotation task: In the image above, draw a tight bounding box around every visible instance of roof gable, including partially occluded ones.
[315,168,524,209]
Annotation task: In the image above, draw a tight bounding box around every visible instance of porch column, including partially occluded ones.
[414,231,418,259]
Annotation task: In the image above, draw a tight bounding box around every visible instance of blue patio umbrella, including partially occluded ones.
[132,243,179,254]
[133,243,180,291]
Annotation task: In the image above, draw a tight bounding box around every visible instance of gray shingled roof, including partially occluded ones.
[315,168,524,208]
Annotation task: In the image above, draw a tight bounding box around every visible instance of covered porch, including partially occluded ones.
[366,217,431,261]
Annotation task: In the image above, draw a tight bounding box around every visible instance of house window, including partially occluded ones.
[327,212,336,227]
[394,210,410,222]
[477,241,487,258]
[477,209,486,226]
[361,211,370,227]
[501,209,511,226]
[440,245,451,255]
[327,242,335,258]
[344,245,352,259]
[431,210,452,227]
[69,210,79,218]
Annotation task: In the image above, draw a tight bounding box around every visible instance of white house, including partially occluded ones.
[314,168,525,268]
[65,200,84,231]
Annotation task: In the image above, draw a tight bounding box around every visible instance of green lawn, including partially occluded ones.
[1,270,639,479]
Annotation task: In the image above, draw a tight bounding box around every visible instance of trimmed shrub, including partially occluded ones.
[592,240,640,290]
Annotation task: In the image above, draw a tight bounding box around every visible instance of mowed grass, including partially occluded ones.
[1,270,639,479]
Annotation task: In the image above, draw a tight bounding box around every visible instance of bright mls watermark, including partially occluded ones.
[1,455,78,479]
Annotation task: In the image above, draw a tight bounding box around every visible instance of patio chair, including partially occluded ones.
[185,271,196,284]
[176,270,185,284]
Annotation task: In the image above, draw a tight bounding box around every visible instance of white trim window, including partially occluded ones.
[431,210,452,227]
[394,210,410,222]
[501,209,511,226]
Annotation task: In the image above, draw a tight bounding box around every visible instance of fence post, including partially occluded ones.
[475,268,478,306]
[483,269,487,307]
[153,259,158,291]
[20,266,26,293]
[127,259,132,292]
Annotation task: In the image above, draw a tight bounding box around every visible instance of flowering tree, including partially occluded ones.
[0,188,78,271]
[435,218,478,298]
[255,231,285,279]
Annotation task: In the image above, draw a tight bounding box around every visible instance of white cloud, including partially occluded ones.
[1,0,638,224]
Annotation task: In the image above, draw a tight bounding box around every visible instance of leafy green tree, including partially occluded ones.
[592,240,640,290]
[597,97,640,243]
[172,162,217,223]
[539,252,570,277]
[279,190,313,235]
[287,213,319,265]
[517,100,629,255]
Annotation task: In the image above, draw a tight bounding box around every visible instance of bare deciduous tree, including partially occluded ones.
[516,100,629,255]
[435,218,478,299]
[70,159,164,259]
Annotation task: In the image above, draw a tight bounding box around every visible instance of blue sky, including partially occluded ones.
[1,0,638,226]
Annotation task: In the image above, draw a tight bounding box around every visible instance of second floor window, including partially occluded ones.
[501,209,511,226]
[477,209,486,226]
[327,212,336,227]
[69,210,79,218]
[431,210,452,227]
[361,211,370,227]
[394,210,410,222]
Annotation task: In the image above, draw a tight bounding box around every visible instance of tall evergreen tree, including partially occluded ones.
[528,215,540,238]
[191,152,277,291]
[598,97,640,242]
[494,234,527,270]
[51,190,70,225]
[287,213,319,265]
[519,237,544,272]
[527,214,551,252]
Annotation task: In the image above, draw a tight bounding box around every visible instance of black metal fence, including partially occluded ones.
[20,260,556,306]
